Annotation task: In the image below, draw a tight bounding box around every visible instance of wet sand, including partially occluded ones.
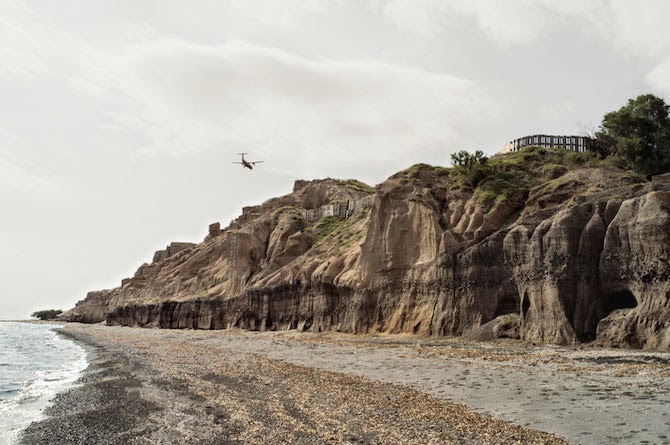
[19,324,571,445]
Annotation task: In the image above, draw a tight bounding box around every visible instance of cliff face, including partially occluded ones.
[63,167,670,350]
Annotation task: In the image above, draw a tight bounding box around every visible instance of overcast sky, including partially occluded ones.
[2,0,670,319]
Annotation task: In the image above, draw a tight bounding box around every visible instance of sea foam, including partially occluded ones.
[0,322,88,444]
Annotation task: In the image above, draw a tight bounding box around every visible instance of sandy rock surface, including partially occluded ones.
[64,169,670,351]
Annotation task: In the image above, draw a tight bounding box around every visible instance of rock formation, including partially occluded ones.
[62,162,670,350]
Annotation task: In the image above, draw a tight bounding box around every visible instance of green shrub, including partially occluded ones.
[450,150,488,188]
[596,94,670,176]
[31,309,62,320]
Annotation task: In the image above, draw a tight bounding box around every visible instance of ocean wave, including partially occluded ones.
[0,323,88,445]
[0,388,20,400]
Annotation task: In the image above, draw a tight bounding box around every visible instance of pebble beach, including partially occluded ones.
[19,324,670,444]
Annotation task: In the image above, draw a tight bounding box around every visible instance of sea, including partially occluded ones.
[0,322,88,444]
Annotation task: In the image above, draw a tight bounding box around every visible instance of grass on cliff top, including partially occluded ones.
[273,206,306,228]
[273,205,298,218]
[392,146,633,206]
[336,178,375,194]
[473,146,614,205]
[393,163,451,184]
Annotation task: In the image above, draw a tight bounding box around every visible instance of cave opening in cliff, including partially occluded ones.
[587,290,638,339]
[495,294,520,317]
[596,290,637,320]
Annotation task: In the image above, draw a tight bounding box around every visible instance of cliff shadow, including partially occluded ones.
[521,292,530,321]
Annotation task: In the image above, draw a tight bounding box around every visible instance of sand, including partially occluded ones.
[19,324,670,444]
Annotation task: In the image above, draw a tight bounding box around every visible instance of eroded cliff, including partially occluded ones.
[62,153,670,349]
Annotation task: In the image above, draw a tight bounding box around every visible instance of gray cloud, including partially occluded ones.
[0,0,668,319]
[81,40,492,177]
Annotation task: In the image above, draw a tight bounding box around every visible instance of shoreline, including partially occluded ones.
[19,324,570,445]
[18,329,163,445]
[0,322,88,445]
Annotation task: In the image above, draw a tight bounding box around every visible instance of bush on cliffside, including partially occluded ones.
[596,94,670,177]
[450,150,489,188]
[31,309,62,320]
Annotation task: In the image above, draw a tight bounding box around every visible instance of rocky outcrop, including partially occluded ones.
[62,288,120,323]
[503,185,670,348]
[152,242,196,263]
[467,314,520,341]
[64,167,670,350]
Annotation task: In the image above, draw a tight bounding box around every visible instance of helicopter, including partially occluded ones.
[233,153,264,170]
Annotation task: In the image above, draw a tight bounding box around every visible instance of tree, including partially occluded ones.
[31,309,62,320]
[450,150,488,188]
[596,94,670,176]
